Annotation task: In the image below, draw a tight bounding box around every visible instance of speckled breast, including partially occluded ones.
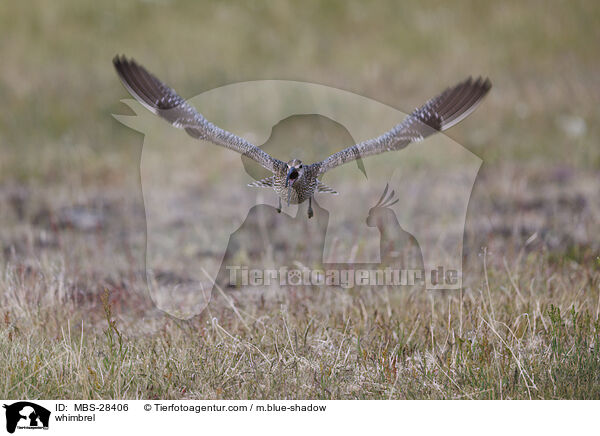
[272,175,317,205]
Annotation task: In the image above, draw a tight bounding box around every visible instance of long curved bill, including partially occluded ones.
[285,167,296,206]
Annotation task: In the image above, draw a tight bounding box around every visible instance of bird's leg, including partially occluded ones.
[277,197,282,213]
[308,197,314,219]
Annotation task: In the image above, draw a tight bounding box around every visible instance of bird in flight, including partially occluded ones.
[113,55,491,218]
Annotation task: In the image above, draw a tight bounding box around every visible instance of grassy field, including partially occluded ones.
[1,0,600,399]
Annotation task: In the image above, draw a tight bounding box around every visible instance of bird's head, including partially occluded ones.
[285,159,305,205]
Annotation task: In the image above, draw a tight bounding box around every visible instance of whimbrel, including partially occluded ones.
[114,55,491,218]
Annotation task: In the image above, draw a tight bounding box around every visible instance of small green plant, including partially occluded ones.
[100,289,129,377]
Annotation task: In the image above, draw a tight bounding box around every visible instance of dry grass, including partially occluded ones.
[1,164,599,399]
[1,251,599,399]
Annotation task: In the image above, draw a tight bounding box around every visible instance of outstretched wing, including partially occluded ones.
[317,76,491,174]
[113,55,282,173]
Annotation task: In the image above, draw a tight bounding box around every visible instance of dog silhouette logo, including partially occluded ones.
[3,402,50,433]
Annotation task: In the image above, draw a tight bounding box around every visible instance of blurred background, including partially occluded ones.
[1,0,598,180]
[2,0,598,268]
